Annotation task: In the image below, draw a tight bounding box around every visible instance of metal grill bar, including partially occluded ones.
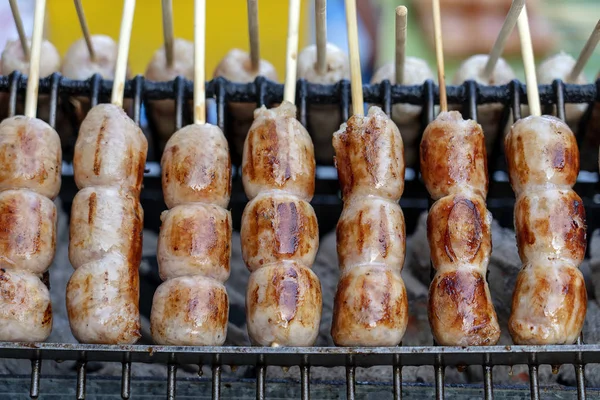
[167,363,177,400]
[435,354,444,400]
[346,365,355,400]
[121,352,132,399]
[393,354,402,400]
[0,74,597,106]
[256,366,266,400]
[76,360,86,400]
[529,353,540,400]
[212,363,221,400]
[29,358,41,399]
[300,355,310,400]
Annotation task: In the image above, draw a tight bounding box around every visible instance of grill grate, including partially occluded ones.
[0,72,599,399]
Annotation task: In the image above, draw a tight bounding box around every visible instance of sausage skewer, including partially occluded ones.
[297,0,349,164]
[8,0,29,60]
[0,0,61,342]
[370,6,434,168]
[66,0,147,344]
[330,0,408,346]
[420,0,500,346]
[241,0,322,347]
[506,5,587,345]
[452,0,524,153]
[213,0,278,161]
[145,0,194,149]
[537,19,600,132]
[150,0,232,346]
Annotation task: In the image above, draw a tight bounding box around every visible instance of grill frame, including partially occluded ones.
[0,71,599,399]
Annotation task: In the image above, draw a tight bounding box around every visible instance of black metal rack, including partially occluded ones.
[0,72,599,400]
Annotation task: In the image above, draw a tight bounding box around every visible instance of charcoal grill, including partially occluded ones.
[0,71,599,400]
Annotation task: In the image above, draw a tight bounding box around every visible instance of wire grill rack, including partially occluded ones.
[0,72,599,399]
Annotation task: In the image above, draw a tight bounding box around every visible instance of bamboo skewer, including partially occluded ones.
[315,0,327,74]
[74,0,96,61]
[24,0,47,118]
[247,0,260,71]
[111,0,136,107]
[395,6,407,85]
[194,0,206,124]
[431,0,447,112]
[284,0,301,104]
[482,0,525,79]
[8,0,30,61]
[162,0,175,68]
[568,19,600,83]
[516,5,541,117]
[345,0,363,116]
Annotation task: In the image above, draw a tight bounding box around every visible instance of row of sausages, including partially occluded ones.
[0,99,586,348]
[0,35,591,347]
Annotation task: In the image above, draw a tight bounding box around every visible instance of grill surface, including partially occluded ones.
[0,72,599,399]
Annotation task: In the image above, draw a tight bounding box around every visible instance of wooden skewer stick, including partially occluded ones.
[284,0,301,104]
[9,0,30,60]
[24,0,46,118]
[568,19,600,83]
[482,0,525,79]
[194,0,206,124]
[395,6,407,85]
[247,0,260,71]
[431,0,447,112]
[74,0,96,61]
[162,0,175,67]
[516,5,541,117]
[315,0,327,74]
[345,0,363,116]
[111,0,136,108]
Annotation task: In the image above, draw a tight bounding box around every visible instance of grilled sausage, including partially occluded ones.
[370,57,434,167]
[505,115,587,344]
[331,106,409,346]
[69,186,143,270]
[420,110,500,346]
[0,189,57,274]
[151,275,228,346]
[161,123,231,209]
[0,116,62,199]
[241,101,322,346]
[246,261,322,346]
[241,191,319,273]
[0,268,52,342]
[157,203,231,282]
[297,43,350,164]
[333,106,405,201]
[151,121,232,346]
[242,101,316,201]
[73,104,147,195]
[67,252,141,344]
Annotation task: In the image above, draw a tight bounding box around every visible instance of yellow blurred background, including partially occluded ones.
[47,0,309,78]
